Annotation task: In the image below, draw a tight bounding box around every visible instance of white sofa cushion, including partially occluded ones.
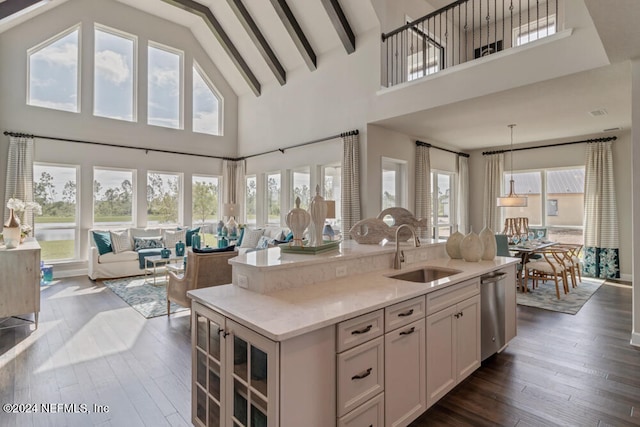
[110,229,133,253]
[98,250,138,264]
[240,228,264,248]
[164,228,186,248]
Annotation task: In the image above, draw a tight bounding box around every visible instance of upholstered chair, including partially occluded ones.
[166,248,235,315]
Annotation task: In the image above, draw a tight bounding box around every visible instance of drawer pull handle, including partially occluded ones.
[399,326,415,336]
[398,309,414,317]
[351,367,373,380]
[351,325,372,335]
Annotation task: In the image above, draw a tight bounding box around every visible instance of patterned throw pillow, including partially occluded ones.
[133,236,164,251]
[110,229,133,254]
[164,229,186,249]
[240,229,264,248]
[256,235,270,249]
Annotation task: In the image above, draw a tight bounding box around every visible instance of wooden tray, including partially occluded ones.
[278,240,341,255]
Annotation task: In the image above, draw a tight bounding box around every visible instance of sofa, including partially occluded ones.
[235,225,292,254]
[88,226,201,280]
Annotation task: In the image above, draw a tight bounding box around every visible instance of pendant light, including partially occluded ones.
[497,124,528,207]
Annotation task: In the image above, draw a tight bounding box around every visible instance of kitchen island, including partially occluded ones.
[188,240,519,427]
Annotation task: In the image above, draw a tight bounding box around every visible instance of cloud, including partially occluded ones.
[193,111,220,135]
[95,50,130,85]
[149,68,178,90]
[29,97,78,113]
[32,42,77,68]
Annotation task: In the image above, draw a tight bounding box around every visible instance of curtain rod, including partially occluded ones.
[481,136,617,155]
[240,129,359,160]
[416,140,470,158]
[4,129,359,161]
[3,131,236,160]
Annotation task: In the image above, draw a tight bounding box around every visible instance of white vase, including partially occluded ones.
[480,226,497,260]
[308,185,327,247]
[445,231,464,259]
[460,229,483,262]
[3,208,21,249]
[285,197,311,247]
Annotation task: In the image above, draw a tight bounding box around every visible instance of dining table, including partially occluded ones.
[508,240,557,292]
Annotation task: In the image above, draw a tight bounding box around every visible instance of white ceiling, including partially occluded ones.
[1,0,637,151]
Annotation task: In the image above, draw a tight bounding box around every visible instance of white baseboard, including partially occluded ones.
[631,332,640,348]
[620,273,633,282]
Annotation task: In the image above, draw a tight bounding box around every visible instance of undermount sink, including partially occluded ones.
[388,267,461,283]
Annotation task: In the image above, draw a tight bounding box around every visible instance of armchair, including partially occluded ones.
[166,248,235,315]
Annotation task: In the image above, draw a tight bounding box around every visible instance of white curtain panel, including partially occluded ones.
[414,144,431,238]
[583,141,619,278]
[457,155,469,234]
[4,135,35,226]
[341,132,361,239]
[483,153,504,233]
[223,159,246,220]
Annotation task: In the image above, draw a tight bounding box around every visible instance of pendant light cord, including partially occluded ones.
[508,124,516,181]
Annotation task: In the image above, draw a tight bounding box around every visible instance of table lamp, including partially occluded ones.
[322,200,336,240]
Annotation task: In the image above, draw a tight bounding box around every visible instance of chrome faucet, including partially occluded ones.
[394,224,421,269]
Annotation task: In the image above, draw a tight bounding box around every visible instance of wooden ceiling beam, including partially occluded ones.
[0,0,44,21]
[321,0,355,54]
[227,0,286,86]
[162,0,261,96]
[269,0,317,71]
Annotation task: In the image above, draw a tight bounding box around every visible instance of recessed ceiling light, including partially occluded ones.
[589,109,608,117]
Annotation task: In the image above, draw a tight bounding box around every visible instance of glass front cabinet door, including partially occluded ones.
[192,303,279,427]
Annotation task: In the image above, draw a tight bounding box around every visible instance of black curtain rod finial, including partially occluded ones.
[279,148,285,154]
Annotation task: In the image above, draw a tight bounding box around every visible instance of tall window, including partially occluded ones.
[28,25,80,113]
[93,168,135,226]
[147,171,181,225]
[432,171,455,239]
[513,14,557,46]
[245,175,257,225]
[148,43,182,129]
[33,163,79,261]
[193,61,222,135]
[266,172,281,225]
[94,25,136,121]
[504,167,584,243]
[323,164,342,229]
[192,175,220,228]
[381,158,407,211]
[291,167,311,210]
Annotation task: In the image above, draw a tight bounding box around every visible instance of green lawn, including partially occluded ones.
[40,240,75,261]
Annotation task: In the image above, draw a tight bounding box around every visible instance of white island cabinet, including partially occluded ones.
[189,243,519,427]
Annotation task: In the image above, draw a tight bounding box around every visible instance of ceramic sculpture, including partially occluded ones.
[308,185,327,247]
[479,226,497,260]
[445,229,464,259]
[460,228,483,262]
[286,196,311,247]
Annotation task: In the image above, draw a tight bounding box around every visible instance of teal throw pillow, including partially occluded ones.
[185,227,201,246]
[237,227,246,247]
[92,231,113,255]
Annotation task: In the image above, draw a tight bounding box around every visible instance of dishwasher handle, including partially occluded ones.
[480,271,507,284]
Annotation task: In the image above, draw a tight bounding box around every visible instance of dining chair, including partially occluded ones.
[523,248,570,299]
[554,243,583,286]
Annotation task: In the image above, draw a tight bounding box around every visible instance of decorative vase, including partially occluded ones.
[218,236,228,248]
[286,196,311,247]
[221,225,228,237]
[217,220,224,235]
[479,226,497,260]
[308,184,327,247]
[192,233,201,249]
[160,247,171,259]
[445,228,464,259]
[460,228,483,262]
[3,208,21,249]
[175,240,185,257]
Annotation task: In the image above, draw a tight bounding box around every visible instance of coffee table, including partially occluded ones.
[145,253,183,285]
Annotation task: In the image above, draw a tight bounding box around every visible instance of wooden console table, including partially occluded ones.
[0,238,41,328]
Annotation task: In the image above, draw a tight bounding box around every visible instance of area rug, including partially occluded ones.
[102,276,188,318]
[516,277,605,315]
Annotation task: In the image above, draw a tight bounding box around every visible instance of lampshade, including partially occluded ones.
[325,200,336,219]
[497,124,528,207]
[223,203,238,217]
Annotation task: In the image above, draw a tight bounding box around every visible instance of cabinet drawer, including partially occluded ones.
[338,392,384,427]
[385,296,425,332]
[337,309,384,353]
[337,336,384,417]
[426,278,480,315]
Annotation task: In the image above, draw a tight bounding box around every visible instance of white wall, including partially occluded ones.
[467,130,632,278]
[0,0,238,274]
[631,59,640,346]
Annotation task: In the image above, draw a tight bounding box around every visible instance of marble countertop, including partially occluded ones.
[189,256,519,341]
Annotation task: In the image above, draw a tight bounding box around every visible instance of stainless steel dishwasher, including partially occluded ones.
[480,271,507,361]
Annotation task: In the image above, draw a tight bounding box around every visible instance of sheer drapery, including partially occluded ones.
[457,155,469,234]
[483,153,504,233]
[4,135,35,226]
[414,144,431,238]
[223,159,246,221]
[341,132,361,239]
[583,141,619,278]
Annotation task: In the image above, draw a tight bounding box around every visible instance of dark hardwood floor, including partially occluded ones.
[0,277,638,426]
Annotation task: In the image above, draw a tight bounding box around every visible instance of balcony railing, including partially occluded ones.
[381,0,561,87]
